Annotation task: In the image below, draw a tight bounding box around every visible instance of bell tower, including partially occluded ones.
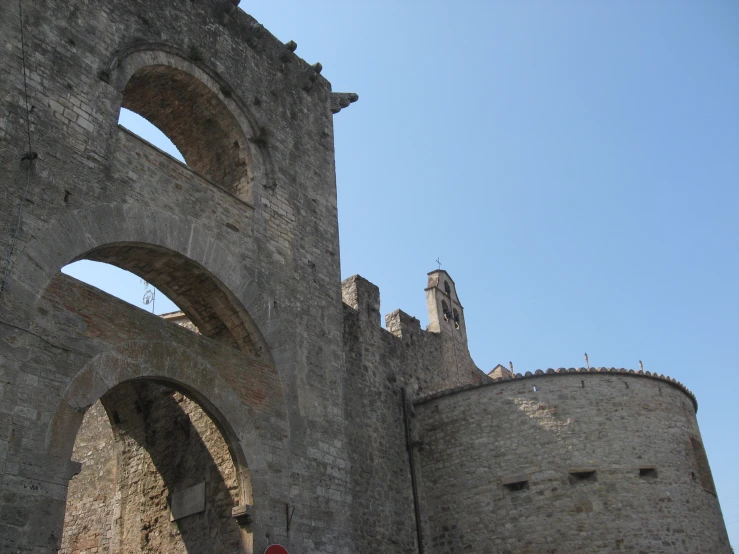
[425,269,468,343]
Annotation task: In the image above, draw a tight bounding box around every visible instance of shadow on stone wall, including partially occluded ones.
[61,380,243,554]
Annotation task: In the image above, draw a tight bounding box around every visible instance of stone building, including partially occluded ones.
[0,0,730,552]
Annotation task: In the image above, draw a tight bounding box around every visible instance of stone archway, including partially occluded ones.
[109,45,272,205]
[1,36,306,554]
[60,380,245,554]
[46,338,277,554]
[77,242,270,359]
[14,229,291,552]
[47,340,271,497]
[12,204,279,355]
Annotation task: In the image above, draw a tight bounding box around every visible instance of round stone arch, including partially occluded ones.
[108,45,273,204]
[13,203,284,361]
[46,341,272,508]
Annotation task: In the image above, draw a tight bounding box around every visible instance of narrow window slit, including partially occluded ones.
[503,480,529,492]
[690,437,717,494]
[568,469,597,484]
[502,475,530,492]
[639,467,658,478]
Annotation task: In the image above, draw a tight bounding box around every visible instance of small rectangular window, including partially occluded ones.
[568,468,597,484]
[503,480,529,491]
[502,474,530,492]
[639,467,658,478]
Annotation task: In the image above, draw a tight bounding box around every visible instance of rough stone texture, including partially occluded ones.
[58,401,116,554]
[0,0,348,550]
[0,0,730,552]
[414,374,732,553]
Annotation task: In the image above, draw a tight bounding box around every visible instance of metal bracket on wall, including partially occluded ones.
[286,503,295,533]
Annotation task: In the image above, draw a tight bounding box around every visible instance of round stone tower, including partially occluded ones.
[413,369,731,553]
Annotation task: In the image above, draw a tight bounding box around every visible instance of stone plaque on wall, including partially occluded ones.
[169,482,205,521]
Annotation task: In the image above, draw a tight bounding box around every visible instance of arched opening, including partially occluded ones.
[65,242,271,360]
[45,236,280,553]
[63,259,181,317]
[120,65,253,201]
[60,379,247,554]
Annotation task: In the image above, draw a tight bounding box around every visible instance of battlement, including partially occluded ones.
[341,274,381,325]
[340,270,470,340]
[339,274,438,343]
[414,366,698,411]
[341,272,487,394]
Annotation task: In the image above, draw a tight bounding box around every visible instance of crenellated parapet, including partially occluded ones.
[340,269,699,414]
[340,271,487,394]
[341,274,381,326]
[385,309,421,339]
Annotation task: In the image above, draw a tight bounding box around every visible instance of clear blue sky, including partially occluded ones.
[64,0,739,545]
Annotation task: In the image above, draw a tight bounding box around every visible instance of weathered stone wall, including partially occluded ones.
[0,269,289,553]
[0,0,357,550]
[340,274,487,552]
[58,401,116,554]
[414,372,732,553]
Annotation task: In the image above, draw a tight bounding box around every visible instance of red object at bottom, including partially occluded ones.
[264,545,289,554]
